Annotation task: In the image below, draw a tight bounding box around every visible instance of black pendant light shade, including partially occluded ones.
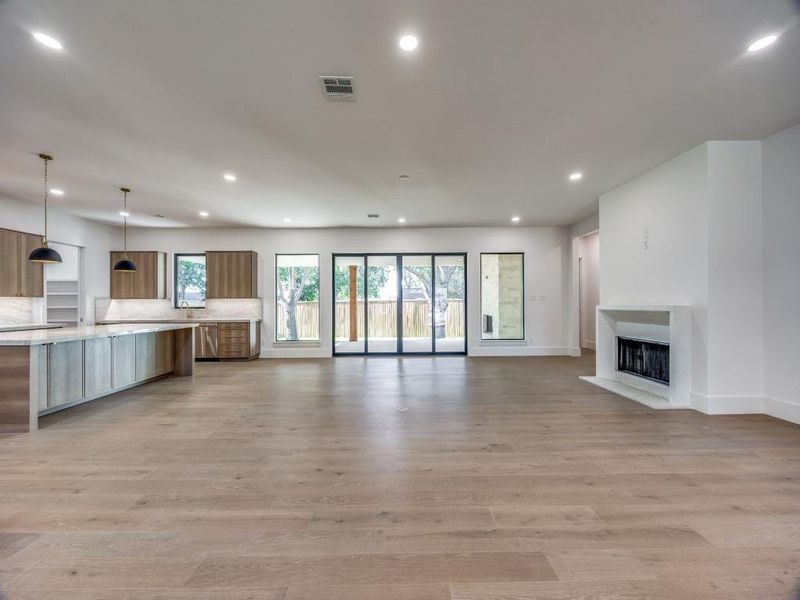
[113,187,137,272]
[29,245,63,264]
[29,153,62,264]
[113,257,137,272]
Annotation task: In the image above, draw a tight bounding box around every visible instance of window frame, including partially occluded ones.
[479,252,525,341]
[275,253,321,343]
[173,252,207,309]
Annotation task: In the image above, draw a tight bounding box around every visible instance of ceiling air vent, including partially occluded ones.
[319,75,355,100]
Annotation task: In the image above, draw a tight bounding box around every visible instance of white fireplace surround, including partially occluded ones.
[581,305,692,409]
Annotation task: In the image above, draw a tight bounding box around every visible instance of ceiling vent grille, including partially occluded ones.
[319,75,355,100]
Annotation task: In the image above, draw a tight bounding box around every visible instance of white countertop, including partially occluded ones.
[0,323,64,333]
[0,323,197,346]
[98,318,261,323]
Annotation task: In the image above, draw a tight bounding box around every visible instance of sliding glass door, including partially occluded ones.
[367,255,398,353]
[333,255,365,353]
[333,253,466,355]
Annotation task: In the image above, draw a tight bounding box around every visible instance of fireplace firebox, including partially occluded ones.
[617,337,670,385]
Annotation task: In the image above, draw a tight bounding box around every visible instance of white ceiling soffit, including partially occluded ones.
[0,0,798,228]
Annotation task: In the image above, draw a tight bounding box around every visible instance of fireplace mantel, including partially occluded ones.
[581,304,692,409]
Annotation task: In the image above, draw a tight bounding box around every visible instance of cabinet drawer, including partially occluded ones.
[219,330,247,341]
[218,323,248,332]
[219,340,249,351]
[219,342,249,357]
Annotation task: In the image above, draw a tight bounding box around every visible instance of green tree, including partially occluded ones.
[176,259,206,305]
[277,266,318,340]
[334,266,388,300]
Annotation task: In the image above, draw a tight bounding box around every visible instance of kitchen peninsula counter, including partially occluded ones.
[0,323,196,433]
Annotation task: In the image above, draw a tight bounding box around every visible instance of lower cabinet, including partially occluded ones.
[135,332,157,381]
[85,337,113,398]
[135,331,175,381]
[218,321,260,360]
[48,340,84,408]
[155,330,175,376]
[112,334,136,389]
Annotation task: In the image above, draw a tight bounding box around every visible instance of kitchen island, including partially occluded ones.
[0,323,196,433]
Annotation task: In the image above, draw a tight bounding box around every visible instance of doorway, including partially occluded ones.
[577,231,599,350]
[333,253,466,355]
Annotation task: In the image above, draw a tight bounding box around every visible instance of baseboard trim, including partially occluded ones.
[764,397,800,426]
[261,346,331,359]
[690,392,765,415]
[469,346,581,357]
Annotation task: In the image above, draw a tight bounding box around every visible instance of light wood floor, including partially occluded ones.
[1,353,800,599]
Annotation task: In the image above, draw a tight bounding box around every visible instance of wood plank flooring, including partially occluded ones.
[1,353,799,599]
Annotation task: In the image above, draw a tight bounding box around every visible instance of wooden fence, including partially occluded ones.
[276,300,465,339]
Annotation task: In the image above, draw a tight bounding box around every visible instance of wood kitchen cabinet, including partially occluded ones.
[218,321,260,360]
[109,251,167,299]
[0,228,44,297]
[206,251,257,298]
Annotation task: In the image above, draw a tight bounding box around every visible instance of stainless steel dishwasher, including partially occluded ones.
[194,323,218,359]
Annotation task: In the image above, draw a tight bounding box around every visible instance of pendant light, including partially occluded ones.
[28,153,63,264]
[113,187,137,272]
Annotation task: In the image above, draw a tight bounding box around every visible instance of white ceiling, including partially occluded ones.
[0,0,798,229]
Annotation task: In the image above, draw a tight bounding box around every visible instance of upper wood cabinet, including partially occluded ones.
[109,251,166,299]
[0,228,44,298]
[206,251,257,299]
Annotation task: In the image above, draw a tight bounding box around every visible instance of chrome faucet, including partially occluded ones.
[180,300,193,319]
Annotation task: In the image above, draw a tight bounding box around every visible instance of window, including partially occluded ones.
[276,254,320,342]
[480,253,524,340]
[174,253,206,308]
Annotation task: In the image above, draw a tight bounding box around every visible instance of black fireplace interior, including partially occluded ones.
[617,337,670,384]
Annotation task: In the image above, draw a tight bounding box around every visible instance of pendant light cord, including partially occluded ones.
[42,155,50,246]
[123,189,128,258]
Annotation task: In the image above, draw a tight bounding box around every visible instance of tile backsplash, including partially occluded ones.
[95,298,262,322]
[0,297,46,325]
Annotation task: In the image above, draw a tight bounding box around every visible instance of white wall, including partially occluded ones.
[0,193,116,325]
[599,144,710,308]
[127,226,576,358]
[706,142,763,401]
[762,123,800,423]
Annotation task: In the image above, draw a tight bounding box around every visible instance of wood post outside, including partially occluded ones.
[349,265,358,342]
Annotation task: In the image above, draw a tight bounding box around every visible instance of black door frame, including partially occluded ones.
[331,252,468,356]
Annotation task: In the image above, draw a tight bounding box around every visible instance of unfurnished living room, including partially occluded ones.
[0,1,799,598]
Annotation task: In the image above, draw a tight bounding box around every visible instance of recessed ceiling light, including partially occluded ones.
[399,174,410,181]
[569,171,583,181]
[32,31,63,51]
[199,211,209,217]
[50,188,64,196]
[399,34,419,52]
[747,34,779,52]
[223,173,237,182]
[511,216,521,223]
[398,217,407,223]
[119,211,129,217]
[283,218,292,223]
